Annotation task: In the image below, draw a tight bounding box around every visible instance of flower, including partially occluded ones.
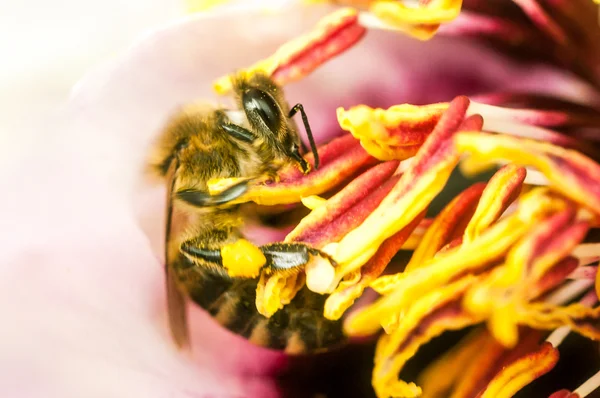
[206,1,600,396]
[4,1,600,398]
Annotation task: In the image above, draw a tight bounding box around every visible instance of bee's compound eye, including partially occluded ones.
[242,88,282,135]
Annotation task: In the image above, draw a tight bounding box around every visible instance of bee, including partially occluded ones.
[148,72,344,354]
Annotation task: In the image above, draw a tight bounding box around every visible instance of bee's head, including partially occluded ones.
[233,72,317,175]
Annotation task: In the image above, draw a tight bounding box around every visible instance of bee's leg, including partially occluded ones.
[180,236,346,353]
[179,230,233,274]
[181,237,333,278]
[221,121,256,143]
[260,242,335,275]
[180,227,267,278]
[179,244,223,268]
[176,180,248,207]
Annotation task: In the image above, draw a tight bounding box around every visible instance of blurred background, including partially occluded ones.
[0,0,287,168]
[0,1,185,147]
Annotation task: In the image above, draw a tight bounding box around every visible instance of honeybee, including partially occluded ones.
[149,72,344,354]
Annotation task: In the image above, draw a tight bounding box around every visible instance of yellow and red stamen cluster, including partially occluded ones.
[420,328,560,398]
[214,7,366,94]
[209,2,600,397]
[439,0,600,88]
[306,0,463,40]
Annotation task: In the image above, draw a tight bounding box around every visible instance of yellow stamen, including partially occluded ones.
[372,276,480,398]
[354,188,560,336]
[369,0,463,40]
[418,329,492,398]
[455,132,600,215]
[478,342,559,398]
[463,164,526,244]
[337,102,448,161]
[256,273,305,318]
[301,195,328,210]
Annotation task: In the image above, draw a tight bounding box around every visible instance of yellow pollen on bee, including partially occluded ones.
[221,239,266,278]
[207,177,249,195]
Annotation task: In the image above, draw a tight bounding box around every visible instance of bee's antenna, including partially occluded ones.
[289,103,320,170]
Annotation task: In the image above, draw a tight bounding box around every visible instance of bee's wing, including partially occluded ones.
[165,263,189,348]
[164,160,190,348]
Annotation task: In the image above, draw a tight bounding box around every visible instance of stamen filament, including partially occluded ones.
[546,290,597,347]
[467,102,568,127]
[574,368,600,397]
[569,265,598,280]
[545,280,594,305]
[573,244,600,259]
[480,118,575,148]
[546,326,571,347]
[580,289,599,306]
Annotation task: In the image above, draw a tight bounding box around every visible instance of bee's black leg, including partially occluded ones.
[176,180,248,207]
[181,240,335,277]
[180,242,223,269]
[260,242,335,275]
[221,122,256,143]
[180,226,264,278]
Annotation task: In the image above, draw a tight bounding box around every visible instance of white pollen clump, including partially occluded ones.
[306,256,336,294]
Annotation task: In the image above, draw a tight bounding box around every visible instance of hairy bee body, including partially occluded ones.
[173,253,343,353]
[149,73,343,354]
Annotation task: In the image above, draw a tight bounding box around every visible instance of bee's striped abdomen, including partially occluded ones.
[175,254,345,354]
